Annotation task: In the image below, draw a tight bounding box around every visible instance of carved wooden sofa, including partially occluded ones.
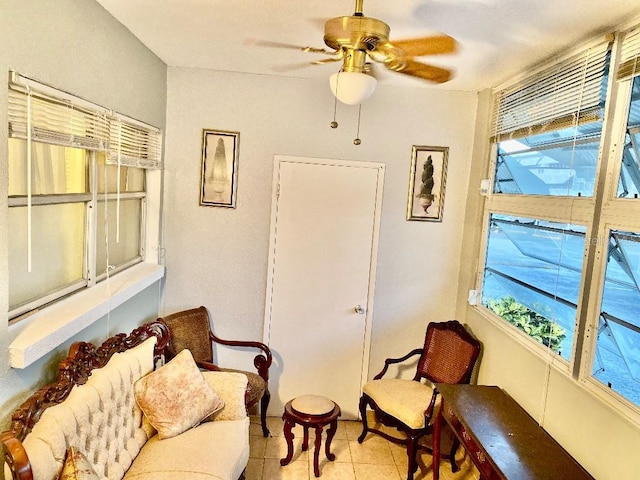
[2,321,250,480]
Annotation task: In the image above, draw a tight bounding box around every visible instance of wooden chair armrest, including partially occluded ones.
[209,332,273,382]
[373,348,423,380]
[1,432,33,480]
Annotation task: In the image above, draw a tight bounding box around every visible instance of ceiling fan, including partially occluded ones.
[259,0,457,104]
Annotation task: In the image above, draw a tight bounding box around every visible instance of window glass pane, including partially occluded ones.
[494,125,601,197]
[96,153,145,194]
[594,230,640,406]
[8,139,87,196]
[96,199,142,275]
[482,215,587,359]
[8,203,86,310]
[617,76,640,198]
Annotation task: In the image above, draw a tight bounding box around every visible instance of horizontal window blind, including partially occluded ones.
[8,73,110,151]
[108,117,162,169]
[8,71,162,168]
[618,25,640,80]
[490,39,612,142]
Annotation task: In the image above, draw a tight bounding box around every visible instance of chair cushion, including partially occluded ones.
[134,349,224,440]
[123,419,250,480]
[362,378,439,430]
[217,368,266,407]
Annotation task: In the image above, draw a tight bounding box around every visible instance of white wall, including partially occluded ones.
[163,67,478,379]
[0,1,167,462]
[457,90,640,480]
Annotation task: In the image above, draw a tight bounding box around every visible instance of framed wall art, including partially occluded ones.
[406,145,448,222]
[200,129,239,208]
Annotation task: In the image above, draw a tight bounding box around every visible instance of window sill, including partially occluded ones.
[471,302,571,371]
[468,303,640,429]
[8,263,165,369]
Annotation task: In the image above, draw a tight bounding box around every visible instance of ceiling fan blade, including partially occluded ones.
[245,39,333,55]
[385,58,452,83]
[312,56,343,65]
[272,53,342,71]
[383,35,457,57]
[271,62,316,73]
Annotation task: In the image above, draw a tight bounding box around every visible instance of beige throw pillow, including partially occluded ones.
[58,447,99,480]
[134,349,224,439]
[203,371,249,421]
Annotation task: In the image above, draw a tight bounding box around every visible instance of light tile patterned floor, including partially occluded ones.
[247,416,480,480]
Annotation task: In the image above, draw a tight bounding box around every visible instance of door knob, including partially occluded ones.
[354,305,365,314]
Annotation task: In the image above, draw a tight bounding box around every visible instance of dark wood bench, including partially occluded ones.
[433,384,594,480]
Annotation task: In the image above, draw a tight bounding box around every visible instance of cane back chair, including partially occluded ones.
[358,320,481,480]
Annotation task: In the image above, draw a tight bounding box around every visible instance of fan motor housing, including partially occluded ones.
[324,16,390,51]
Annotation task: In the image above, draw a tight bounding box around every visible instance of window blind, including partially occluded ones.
[490,39,612,142]
[617,25,640,81]
[107,116,162,169]
[8,72,110,151]
[8,71,162,168]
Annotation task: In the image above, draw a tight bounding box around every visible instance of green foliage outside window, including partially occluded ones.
[487,296,566,353]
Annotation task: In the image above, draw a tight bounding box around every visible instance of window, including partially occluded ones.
[7,72,161,320]
[596,230,640,403]
[478,28,640,413]
[483,215,586,360]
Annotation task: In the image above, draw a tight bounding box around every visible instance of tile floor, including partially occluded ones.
[246,415,480,480]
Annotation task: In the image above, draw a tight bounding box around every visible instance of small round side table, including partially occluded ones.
[280,395,341,477]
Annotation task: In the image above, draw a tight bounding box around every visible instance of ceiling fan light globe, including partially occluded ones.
[329,71,377,105]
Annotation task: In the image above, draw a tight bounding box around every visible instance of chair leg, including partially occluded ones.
[357,395,369,444]
[406,435,419,480]
[449,436,460,472]
[260,389,271,437]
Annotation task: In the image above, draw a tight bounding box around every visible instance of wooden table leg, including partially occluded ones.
[313,425,323,477]
[302,426,310,451]
[325,419,337,462]
[433,402,442,480]
[280,417,296,466]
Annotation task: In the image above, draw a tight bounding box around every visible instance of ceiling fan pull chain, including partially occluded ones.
[330,75,339,129]
[354,103,362,145]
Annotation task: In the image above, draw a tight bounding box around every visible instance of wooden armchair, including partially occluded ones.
[358,320,481,480]
[159,306,272,437]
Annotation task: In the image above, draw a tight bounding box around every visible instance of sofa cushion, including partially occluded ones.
[202,372,248,422]
[122,418,250,480]
[58,448,99,480]
[134,349,224,440]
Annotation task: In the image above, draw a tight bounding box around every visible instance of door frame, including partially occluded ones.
[263,155,385,412]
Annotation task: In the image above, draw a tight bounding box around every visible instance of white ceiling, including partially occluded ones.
[96,0,640,92]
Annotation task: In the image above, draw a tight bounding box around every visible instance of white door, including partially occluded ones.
[264,156,384,419]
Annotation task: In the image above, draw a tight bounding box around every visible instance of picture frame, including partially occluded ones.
[200,129,239,208]
[406,145,448,222]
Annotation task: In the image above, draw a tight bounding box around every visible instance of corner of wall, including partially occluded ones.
[455,89,493,321]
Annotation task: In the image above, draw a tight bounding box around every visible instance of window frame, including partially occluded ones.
[474,29,640,424]
[6,72,161,323]
[7,146,148,320]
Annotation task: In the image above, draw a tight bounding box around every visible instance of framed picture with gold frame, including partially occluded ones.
[406,145,448,222]
[200,129,239,208]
